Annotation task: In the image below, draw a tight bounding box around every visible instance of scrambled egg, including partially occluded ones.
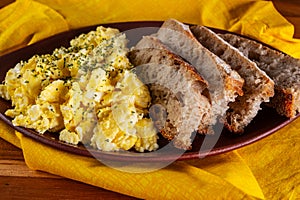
[0,26,158,152]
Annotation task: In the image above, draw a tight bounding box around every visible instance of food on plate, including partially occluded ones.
[154,19,244,128]
[191,25,275,133]
[0,18,299,152]
[129,36,211,149]
[220,33,300,118]
[0,26,158,152]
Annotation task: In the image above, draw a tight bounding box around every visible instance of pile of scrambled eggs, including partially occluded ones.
[0,26,158,152]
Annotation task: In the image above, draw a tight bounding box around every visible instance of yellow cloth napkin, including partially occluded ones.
[0,0,300,199]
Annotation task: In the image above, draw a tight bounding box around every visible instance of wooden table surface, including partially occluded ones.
[0,0,300,199]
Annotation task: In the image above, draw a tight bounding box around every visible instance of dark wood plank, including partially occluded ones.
[0,138,23,160]
[0,176,138,200]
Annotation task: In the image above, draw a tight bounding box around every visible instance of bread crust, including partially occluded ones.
[155,19,244,127]
[129,36,212,150]
[129,19,298,149]
[270,88,295,118]
[191,25,275,132]
[220,33,300,118]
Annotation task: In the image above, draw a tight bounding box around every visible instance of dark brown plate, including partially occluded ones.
[0,21,299,162]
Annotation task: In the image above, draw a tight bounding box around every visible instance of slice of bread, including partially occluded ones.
[220,33,300,118]
[129,36,212,150]
[191,25,275,133]
[155,19,244,126]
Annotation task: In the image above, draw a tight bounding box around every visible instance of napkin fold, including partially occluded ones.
[0,0,300,199]
[0,0,69,55]
[19,133,263,199]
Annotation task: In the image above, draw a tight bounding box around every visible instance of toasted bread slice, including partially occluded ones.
[129,36,212,150]
[220,33,300,118]
[155,19,244,126]
[191,25,275,133]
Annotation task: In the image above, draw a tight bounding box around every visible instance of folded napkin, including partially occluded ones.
[1,0,300,199]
